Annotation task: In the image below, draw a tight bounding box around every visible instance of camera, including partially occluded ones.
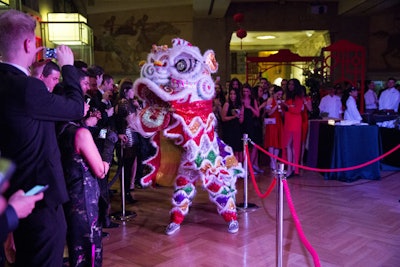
[43,48,57,59]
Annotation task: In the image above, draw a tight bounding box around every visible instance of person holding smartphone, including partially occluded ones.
[0,10,84,267]
[0,180,44,267]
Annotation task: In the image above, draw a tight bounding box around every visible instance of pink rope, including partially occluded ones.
[245,144,320,265]
[245,145,277,198]
[283,179,321,267]
[242,143,399,267]
[252,142,400,173]
[92,244,95,267]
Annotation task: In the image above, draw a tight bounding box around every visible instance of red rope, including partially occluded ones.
[283,180,321,267]
[242,142,399,267]
[91,244,95,267]
[245,146,277,198]
[252,142,400,172]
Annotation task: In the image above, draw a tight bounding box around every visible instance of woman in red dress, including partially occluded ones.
[261,85,284,170]
[281,79,303,176]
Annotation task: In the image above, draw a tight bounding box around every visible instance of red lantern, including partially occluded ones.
[236,28,247,50]
[233,13,244,23]
[236,28,247,39]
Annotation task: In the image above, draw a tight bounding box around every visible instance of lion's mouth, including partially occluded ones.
[137,85,169,107]
[136,83,172,132]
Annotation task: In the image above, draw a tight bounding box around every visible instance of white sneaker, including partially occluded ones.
[165,222,180,235]
[228,220,239,234]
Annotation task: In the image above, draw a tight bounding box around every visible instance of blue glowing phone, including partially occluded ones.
[25,185,49,196]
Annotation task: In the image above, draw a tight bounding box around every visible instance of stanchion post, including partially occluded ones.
[111,144,137,221]
[237,133,258,212]
[275,162,286,267]
[121,146,127,215]
[243,133,248,208]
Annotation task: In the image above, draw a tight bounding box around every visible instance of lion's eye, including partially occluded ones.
[175,59,187,72]
[175,58,197,73]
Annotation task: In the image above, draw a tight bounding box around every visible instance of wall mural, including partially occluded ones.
[372,29,400,69]
[369,13,400,71]
[92,13,182,76]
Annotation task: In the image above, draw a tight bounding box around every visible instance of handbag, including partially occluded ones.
[125,128,139,147]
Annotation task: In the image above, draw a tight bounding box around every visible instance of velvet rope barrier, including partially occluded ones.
[244,144,321,266]
[243,142,399,267]
[283,179,321,267]
[252,142,400,173]
[245,146,277,199]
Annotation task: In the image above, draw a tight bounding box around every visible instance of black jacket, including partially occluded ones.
[0,63,84,207]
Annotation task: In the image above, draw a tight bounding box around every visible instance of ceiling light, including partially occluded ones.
[256,35,276,40]
[0,0,9,6]
[46,13,91,45]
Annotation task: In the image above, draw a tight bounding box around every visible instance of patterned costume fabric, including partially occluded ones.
[129,38,244,229]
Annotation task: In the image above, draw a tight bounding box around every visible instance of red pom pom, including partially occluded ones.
[222,211,237,222]
[236,28,247,39]
[171,210,185,224]
[233,13,244,23]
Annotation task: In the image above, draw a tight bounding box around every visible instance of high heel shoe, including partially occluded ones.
[125,193,138,204]
[252,165,264,173]
[270,161,276,171]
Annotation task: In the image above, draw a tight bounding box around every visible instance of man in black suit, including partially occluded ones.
[0,10,84,267]
[86,68,120,230]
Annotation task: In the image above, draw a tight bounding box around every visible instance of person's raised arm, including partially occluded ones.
[221,102,231,122]
[74,128,109,179]
[26,45,84,121]
[282,97,303,114]
[252,99,260,117]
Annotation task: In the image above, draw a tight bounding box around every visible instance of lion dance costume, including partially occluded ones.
[130,38,243,235]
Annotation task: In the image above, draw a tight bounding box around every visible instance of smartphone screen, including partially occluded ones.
[43,48,57,59]
[0,158,16,189]
[25,185,49,196]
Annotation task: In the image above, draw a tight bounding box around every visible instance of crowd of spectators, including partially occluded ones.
[214,76,399,177]
[0,9,148,267]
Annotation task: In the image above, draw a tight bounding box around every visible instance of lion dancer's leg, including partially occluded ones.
[165,168,197,235]
[204,171,239,234]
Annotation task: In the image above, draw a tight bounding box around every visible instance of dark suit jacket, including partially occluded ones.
[0,205,18,243]
[0,63,84,207]
[90,89,115,130]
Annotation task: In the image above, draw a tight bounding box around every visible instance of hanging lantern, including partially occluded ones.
[233,13,244,23]
[236,28,247,50]
[236,28,247,39]
[233,12,246,50]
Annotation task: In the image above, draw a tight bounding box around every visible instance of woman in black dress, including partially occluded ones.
[58,105,110,267]
[221,87,244,163]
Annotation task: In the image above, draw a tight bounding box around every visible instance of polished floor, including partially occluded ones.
[103,160,400,267]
